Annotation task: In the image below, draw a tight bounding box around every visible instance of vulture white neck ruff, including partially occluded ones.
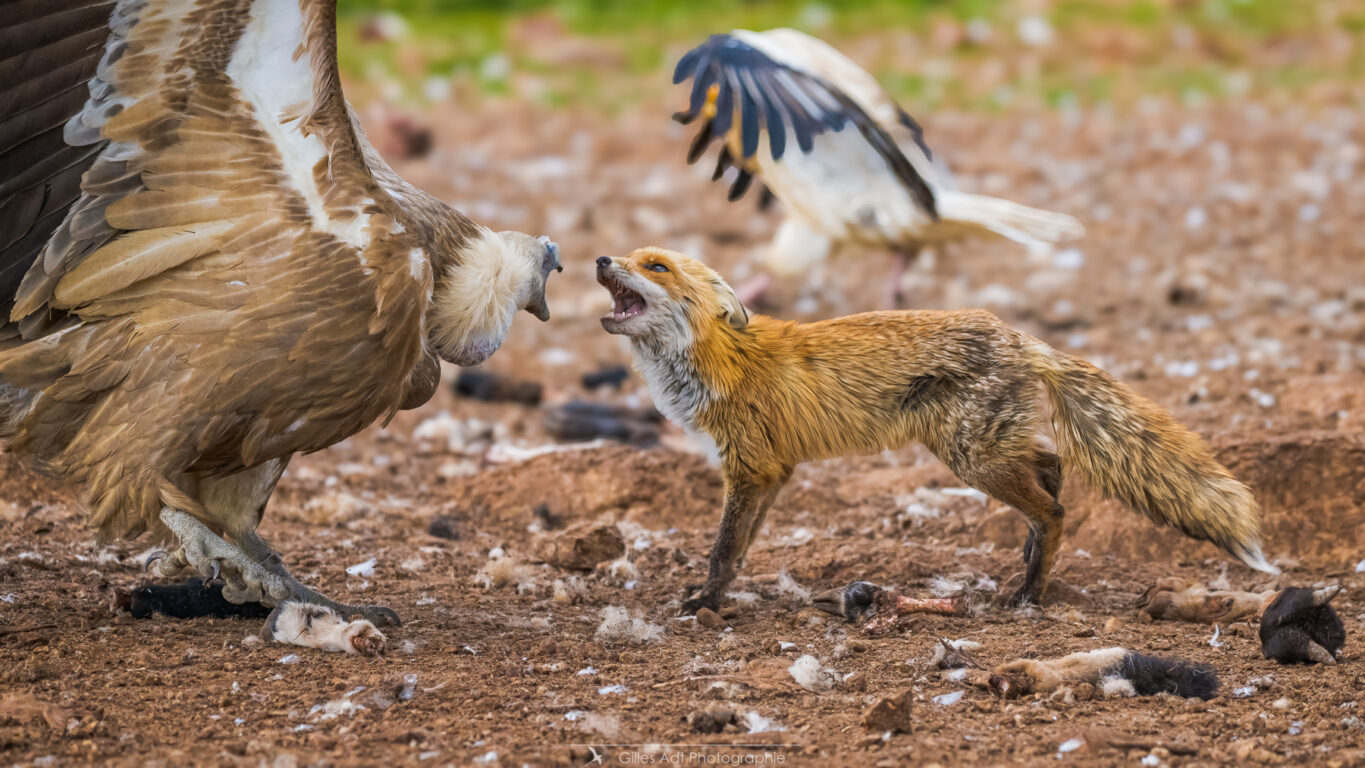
[429,229,531,363]
[226,0,374,250]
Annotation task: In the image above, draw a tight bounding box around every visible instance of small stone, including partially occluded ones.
[862,689,914,734]
[696,607,726,630]
[844,671,868,693]
[534,522,625,570]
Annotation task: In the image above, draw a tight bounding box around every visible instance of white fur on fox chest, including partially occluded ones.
[632,347,711,433]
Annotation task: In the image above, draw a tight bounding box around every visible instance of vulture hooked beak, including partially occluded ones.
[527,236,562,322]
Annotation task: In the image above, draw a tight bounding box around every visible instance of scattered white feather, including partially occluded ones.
[597,684,628,695]
[929,639,983,668]
[788,655,838,692]
[742,710,785,733]
[552,576,585,604]
[933,690,965,706]
[538,347,574,366]
[1356,557,1364,573]
[278,654,300,664]
[929,575,967,597]
[727,591,759,606]
[577,712,623,740]
[603,558,638,584]
[400,554,426,573]
[1058,737,1084,754]
[1140,755,1160,766]
[345,557,376,578]
[577,666,597,676]
[775,570,811,604]
[1209,624,1224,648]
[940,487,988,503]
[1233,686,1256,698]
[310,695,364,722]
[474,555,541,594]
[593,606,664,646]
[485,439,609,464]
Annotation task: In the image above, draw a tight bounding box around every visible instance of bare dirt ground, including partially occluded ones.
[2,95,1365,767]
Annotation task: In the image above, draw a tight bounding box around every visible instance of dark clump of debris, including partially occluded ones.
[453,370,542,405]
[581,365,631,390]
[687,705,736,734]
[115,578,271,620]
[426,514,461,540]
[543,401,661,446]
[1260,586,1345,665]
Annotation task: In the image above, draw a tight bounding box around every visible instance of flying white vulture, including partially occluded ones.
[673,28,1084,306]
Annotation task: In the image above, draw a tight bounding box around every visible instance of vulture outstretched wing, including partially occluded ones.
[0,0,452,483]
[672,31,936,218]
[0,0,440,349]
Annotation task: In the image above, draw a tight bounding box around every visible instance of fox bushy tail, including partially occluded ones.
[1028,344,1278,574]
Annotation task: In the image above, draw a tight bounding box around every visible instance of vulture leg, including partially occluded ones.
[154,509,402,627]
[885,245,922,309]
[233,530,402,628]
[156,508,293,604]
[732,273,774,307]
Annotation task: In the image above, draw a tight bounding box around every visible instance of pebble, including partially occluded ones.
[696,607,727,630]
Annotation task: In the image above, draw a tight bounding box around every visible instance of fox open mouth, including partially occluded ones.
[601,276,646,321]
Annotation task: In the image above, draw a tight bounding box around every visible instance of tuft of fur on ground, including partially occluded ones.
[593,606,665,646]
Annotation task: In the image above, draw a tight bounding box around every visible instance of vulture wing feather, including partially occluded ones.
[671,31,936,218]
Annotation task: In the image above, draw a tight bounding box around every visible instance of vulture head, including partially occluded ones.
[429,229,562,366]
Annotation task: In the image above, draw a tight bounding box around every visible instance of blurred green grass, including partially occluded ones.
[336,0,1365,111]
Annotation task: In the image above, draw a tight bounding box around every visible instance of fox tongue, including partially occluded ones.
[612,290,643,318]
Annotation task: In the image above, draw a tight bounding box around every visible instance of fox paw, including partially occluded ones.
[680,589,720,616]
[1006,586,1040,609]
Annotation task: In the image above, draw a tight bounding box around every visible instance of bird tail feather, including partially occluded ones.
[933,190,1085,246]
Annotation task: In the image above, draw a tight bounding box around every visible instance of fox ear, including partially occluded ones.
[711,278,749,330]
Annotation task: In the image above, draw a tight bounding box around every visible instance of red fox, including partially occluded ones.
[595,247,1277,613]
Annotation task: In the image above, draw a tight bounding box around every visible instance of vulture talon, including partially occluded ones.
[143,550,167,572]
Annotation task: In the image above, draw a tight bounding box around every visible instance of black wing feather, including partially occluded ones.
[0,0,114,329]
[672,33,936,218]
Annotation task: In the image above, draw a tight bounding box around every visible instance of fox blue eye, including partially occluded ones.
[647,263,669,273]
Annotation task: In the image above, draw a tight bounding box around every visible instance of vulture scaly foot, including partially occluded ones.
[157,508,292,603]
[231,531,402,628]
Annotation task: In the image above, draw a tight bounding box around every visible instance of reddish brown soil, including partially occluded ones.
[2,96,1364,767]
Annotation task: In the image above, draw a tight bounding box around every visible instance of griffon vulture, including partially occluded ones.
[672,28,1084,306]
[0,0,562,626]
